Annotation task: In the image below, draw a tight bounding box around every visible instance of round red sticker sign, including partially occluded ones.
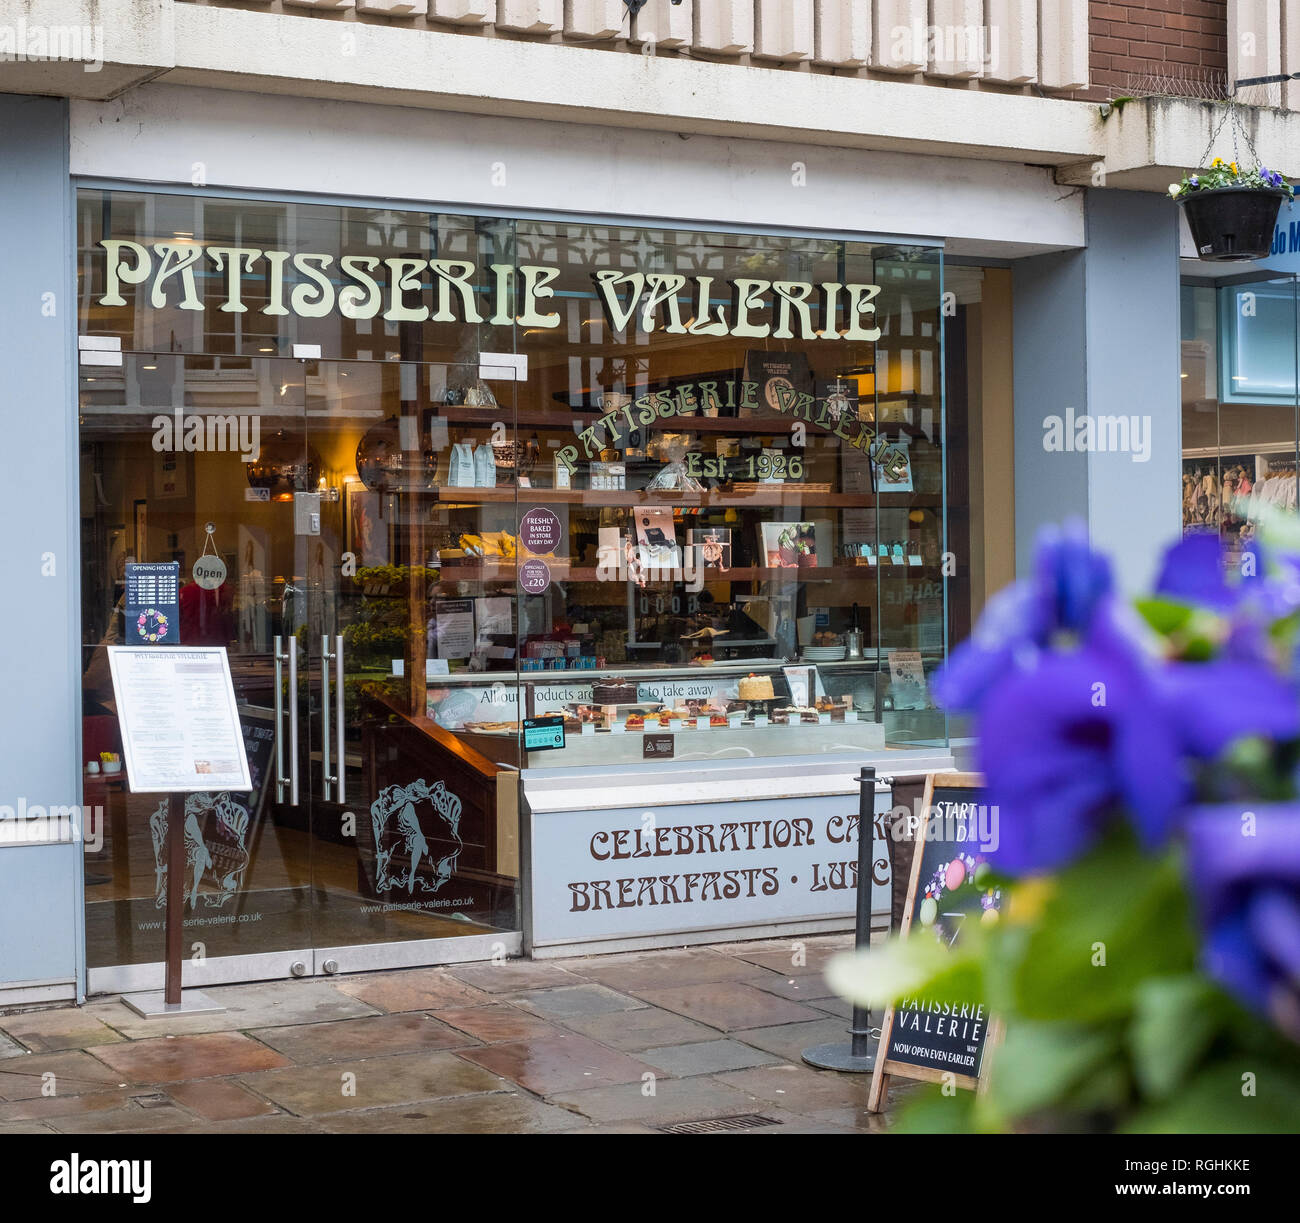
[519,558,552,595]
[519,508,564,555]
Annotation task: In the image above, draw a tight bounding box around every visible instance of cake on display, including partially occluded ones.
[592,678,638,705]
[737,673,775,702]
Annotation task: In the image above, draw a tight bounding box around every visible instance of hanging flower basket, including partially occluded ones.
[1170,159,1294,262]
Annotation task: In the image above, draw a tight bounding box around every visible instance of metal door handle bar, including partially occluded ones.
[321,634,332,803]
[273,635,300,805]
[334,634,345,806]
[288,637,299,805]
[321,634,346,804]
[274,636,286,803]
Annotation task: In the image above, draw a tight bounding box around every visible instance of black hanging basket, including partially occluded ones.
[1180,186,1288,262]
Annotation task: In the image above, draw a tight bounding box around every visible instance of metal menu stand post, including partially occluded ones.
[801,765,880,1072]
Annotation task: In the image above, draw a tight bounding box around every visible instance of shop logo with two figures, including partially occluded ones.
[371,779,464,895]
[149,792,250,909]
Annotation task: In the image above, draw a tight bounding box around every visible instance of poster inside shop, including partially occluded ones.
[107,646,252,793]
[888,648,929,710]
[124,561,181,646]
[435,599,475,659]
[743,350,813,416]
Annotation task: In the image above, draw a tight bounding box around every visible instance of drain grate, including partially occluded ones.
[130,1093,173,1110]
[660,1113,781,1135]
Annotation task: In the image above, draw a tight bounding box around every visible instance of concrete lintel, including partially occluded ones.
[0,0,173,100]
[1056,96,1300,193]
[1,0,1104,166]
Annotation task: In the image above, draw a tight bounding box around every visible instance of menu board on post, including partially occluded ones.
[868,772,1001,1112]
[106,646,252,794]
[108,645,251,1014]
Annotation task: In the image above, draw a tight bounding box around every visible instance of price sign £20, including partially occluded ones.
[519,559,552,595]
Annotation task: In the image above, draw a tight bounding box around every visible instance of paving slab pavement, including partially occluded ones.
[0,934,902,1133]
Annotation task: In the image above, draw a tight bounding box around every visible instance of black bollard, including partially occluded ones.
[802,765,880,1072]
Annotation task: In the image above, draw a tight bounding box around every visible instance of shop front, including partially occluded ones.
[1180,225,1300,553]
[72,186,969,986]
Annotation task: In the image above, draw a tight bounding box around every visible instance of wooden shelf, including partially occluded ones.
[438,404,911,439]
[436,561,938,584]
[436,487,939,509]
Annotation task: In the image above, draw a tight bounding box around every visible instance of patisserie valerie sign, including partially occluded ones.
[95,242,883,342]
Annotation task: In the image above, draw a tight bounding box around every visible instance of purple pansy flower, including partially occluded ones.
[977,648,1187,874]
[945,526,1300,875]
[1186,808,1300,1041]
[1154,533,1241,611]
[935,519,1122,714]
[1154,534,1300,690]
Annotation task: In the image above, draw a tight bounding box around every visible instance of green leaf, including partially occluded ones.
[1128,975,1231,1101]
[982,1019,1119,1124]
[1063,1057,1130,1116]
[1179,633,1217,662]
[891,1086,979,1134]
[825,935,981,1011]
[1010,831,1197,1023]
[1135,597,1193,636]
[1122,1061,1300,1134]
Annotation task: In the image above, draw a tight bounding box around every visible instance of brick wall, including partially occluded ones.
[1088,0,1228,100]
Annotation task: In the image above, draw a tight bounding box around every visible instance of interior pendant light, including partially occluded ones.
[355,415,439,494]
[246,431,321,501]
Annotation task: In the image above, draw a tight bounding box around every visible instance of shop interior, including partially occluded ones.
[76,189,1009,976]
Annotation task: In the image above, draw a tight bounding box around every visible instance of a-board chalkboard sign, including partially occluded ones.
[868,772,1002,1112]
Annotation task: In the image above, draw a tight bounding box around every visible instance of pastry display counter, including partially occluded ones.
[420,659,898,767]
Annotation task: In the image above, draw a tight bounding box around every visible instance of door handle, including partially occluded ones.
[321,634,345,804]
[288,637,300,806]
[334,634,345,806]
[273,635,300,804]
[321,634,332,803]
[274,636,286,803]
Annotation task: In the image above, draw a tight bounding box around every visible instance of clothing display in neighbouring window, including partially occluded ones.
[1182,457,1298,548]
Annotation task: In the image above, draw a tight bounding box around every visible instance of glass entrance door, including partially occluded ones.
[297,358,522,973]
[81,351,318,983]
[80,351,521,991]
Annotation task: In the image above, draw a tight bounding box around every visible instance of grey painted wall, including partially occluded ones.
[1012,189,1182,591]
[1083,189,1183,592]
[1012,247,1091,575]
[0,96,84,1002]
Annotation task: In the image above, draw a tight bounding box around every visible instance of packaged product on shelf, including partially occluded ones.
[447,440,475,486]
[473,442,496,488]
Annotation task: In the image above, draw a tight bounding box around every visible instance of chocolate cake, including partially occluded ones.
[592,678,637,705]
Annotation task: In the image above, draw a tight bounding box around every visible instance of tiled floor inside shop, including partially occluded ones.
[0,935,908,1133]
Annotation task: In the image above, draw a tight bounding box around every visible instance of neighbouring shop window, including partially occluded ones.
[1181,275,1299,561]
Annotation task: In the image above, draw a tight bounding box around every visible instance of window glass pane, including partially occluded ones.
[1181,274,1299,563]
[77,189,952,776]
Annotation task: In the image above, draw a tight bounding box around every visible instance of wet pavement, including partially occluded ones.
[0,935,904,1134]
